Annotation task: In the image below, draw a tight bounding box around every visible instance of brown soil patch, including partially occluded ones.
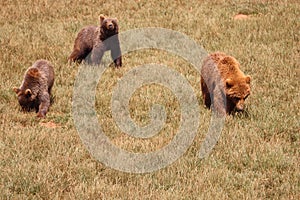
[40,121,60,128]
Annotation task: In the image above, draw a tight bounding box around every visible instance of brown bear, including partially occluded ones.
[13,59,55,118]
[68,14,122,67]
[200,52,251,115]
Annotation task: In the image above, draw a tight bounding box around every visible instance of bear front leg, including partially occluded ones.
[111,48,122,68]
[89,43,106,65]
[211,87,227,117]
[109,37,122,68]
[37,92,50,118]
[113,56,122,68]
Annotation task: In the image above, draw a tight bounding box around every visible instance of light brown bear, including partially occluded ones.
[13,59,55,118]
[68,14,122,67]
[200,52,251,115]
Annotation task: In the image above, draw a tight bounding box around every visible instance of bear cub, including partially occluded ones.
[69,14,122,67]
[201,52,251,115]
[13,59,55,118]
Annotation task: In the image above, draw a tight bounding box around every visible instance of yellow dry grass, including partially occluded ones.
[0,0,299,199]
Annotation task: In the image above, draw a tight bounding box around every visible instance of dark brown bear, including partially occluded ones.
[201,52,251,115]
[13,59,55,118]
[69,14,122,67]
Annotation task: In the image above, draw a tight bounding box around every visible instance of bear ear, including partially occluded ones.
[112,18,118,23]
[13,87,20,94]
[25,89,32,97]
[27,68,40,78]
[99,14,106,24]
[221,56,234,65]
[221,56,239,69]
[225,78,234,88]
[245,75,251,84]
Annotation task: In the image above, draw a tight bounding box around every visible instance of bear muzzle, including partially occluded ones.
[235,103,244,112]
[107,23,114,30]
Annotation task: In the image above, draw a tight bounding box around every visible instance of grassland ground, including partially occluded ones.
[0,0,299,199]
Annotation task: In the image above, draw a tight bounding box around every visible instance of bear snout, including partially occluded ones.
[236,102,244,111]
[107,23,114,30]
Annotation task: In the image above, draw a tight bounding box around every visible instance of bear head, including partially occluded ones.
[13,68,40,112]
[225,75,251,112]
[99,14,119,40]
[13,87,39,111]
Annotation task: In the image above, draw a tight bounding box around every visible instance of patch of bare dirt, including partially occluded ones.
[40,121,60,128]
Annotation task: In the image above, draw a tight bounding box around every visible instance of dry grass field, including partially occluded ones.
[0,0,299,199]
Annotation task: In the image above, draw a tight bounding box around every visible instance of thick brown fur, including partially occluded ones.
[13,60,55,118]
[200,52,251,115]
[68,14,122,67]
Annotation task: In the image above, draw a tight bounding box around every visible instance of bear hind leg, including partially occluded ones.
[69,45,93,63]
[201,77,211,108]
[69,49,84,63]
